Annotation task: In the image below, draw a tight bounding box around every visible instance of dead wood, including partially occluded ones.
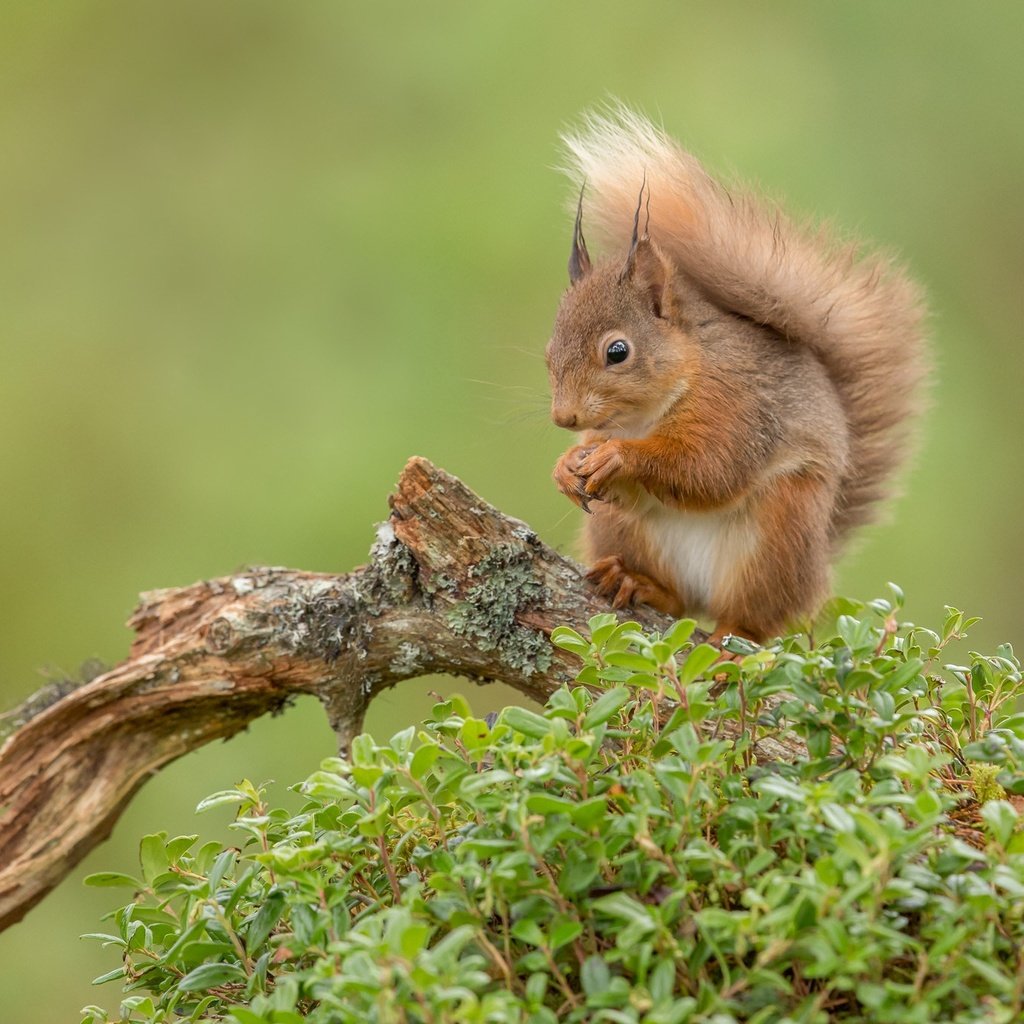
[0,456,801,933]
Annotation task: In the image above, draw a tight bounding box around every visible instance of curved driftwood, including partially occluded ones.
[0,457,800,934]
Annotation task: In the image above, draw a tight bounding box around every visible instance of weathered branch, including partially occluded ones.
[0,457,799,934]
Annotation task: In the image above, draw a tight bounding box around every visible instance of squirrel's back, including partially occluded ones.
[561,108,929,540]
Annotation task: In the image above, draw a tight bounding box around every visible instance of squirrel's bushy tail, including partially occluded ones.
[562,107,929,540]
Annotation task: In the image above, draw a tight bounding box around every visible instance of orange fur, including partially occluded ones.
[546,109,929,642]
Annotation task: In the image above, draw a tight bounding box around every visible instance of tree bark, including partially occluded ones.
[0,457,800,934]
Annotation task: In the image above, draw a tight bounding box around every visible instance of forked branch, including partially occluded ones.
[0,457,795,934]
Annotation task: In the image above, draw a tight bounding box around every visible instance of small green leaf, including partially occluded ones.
[196,791,250,814]
[90,967,125,986]
[663,618,698,653]
[592,892,654,931]
[678,644,721,686]
[526,793,576,816]
[549,918,583,950]
[551,626,590,656]
[177,962,246,992]
[410,742,440,779]
[510,918,545,947]
[981,799,1019,847]
[570,796,608,829]
[83,872,142,889]
[583,686,630,728]
[525,972,548,1003]
[820,803,855,833]
[603,651,654,672]
[139,833,169,884]
[81,932,126,947]
[912,787,944,820]
[207,849,236,892]
[399,922,431,959]
[246,890,285,953]
[502,706,551,739]
[814,856,841,886]
[581,954,610,996]
[118,997,155,1016]
[350,732,377,766]
[459,717,492,750]
[587,613,619,644]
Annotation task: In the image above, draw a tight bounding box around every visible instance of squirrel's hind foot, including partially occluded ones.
[586,556,684,616]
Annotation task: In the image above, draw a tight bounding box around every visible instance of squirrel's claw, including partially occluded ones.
[587,555,641,609]
[553,444,603,512]
[578,484,605,514]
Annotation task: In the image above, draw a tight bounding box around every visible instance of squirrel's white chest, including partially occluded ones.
[642,504,758,613]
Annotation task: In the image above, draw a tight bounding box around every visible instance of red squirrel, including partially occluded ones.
[546,110,928,644]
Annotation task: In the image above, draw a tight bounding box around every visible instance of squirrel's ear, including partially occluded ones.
[568,186,592,284]
[624,238,673,319]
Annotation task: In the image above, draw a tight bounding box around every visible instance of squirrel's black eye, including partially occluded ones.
[606,339,630,365]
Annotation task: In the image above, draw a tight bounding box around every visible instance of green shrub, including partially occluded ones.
[82,590,1024,1024]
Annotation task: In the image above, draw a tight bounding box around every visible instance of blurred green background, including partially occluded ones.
[1,2,1021,1018]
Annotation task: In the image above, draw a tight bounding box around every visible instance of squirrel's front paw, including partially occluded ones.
[553,444,598,511]
[577,441,625,501]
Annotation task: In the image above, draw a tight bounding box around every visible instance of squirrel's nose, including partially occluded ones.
[552,408,578,429]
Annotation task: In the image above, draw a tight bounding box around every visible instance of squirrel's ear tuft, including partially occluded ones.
[619,175,671,317]
[625,238,673,319]
[619,174,649,281]
[568,186,592,284]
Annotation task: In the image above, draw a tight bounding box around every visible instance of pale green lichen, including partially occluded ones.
[362,521,419,610]
[446,544,552,677]
[389,641,425,677]
[422,571,458,600]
